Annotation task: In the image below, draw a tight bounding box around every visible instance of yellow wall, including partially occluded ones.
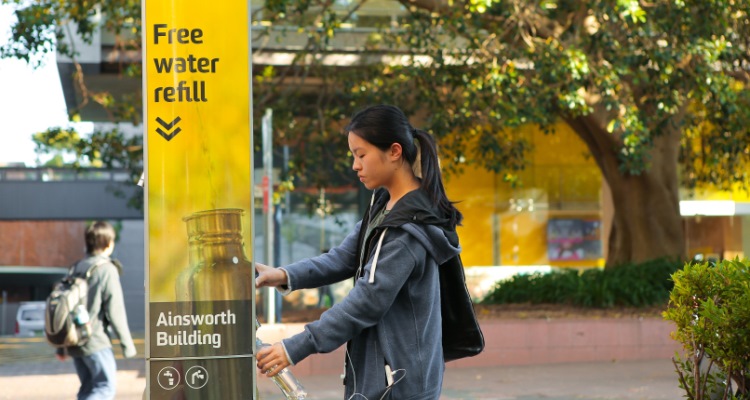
[447,166,497,266]
[445,121,750,268]
[681,187,750,202]
[445,122,604,268]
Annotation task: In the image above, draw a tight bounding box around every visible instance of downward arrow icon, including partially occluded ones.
[156,117,182,141]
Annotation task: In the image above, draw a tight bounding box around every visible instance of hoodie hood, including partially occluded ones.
[367,188,460,266]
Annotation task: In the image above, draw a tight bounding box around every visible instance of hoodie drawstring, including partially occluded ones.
[368,228,388,284]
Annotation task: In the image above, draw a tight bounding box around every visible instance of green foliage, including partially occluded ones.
[0,0,61,65]
[681,78,750,192]
[32,127,142,170]
[481,258,681,308]
[32,127,144,210]
[1,0,140,65]
[663,258,750,399]
[3,0,747,188]
[3,0,750,265]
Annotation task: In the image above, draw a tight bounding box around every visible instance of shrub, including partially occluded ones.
[663,258,750,399]
[480,257,681,308]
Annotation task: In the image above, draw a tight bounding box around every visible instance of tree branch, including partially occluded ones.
[397,0,452,13]
[726,70,750,83]
[563,111,620,182]
[672,356,695,400]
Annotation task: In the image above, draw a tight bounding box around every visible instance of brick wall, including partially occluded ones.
[0,221,86,267]
[257,317,682,377]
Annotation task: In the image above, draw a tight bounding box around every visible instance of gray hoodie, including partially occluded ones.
[282,188,460,399]
[65,254,136,358]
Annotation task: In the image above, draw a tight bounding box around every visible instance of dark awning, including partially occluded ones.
[0,266,68,286]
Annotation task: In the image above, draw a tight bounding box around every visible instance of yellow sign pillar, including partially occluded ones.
[142,1,254,398]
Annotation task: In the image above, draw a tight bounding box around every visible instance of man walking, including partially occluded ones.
[56,221,137,399]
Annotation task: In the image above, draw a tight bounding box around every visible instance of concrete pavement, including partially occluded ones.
[0,335,683,400]
[0,358,684,399]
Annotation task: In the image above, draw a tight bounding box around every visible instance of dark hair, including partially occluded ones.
[85,221,116,254]
[345,104,463,227]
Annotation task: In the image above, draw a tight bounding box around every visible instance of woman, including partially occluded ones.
[256,104,462,399]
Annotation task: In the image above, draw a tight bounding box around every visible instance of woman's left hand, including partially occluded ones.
[257,342,291,377]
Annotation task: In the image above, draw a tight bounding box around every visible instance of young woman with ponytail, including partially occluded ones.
[256,104,463,399]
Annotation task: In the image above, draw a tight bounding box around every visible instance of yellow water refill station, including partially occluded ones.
[142,1,255,398]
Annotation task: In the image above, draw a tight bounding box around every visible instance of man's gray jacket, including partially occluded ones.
[64,254,136,358]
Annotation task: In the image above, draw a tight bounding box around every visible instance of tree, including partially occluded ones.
[379,0,749,266]
[2,0,749,266]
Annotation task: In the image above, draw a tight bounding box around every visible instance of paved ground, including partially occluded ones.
[0,335,684,399]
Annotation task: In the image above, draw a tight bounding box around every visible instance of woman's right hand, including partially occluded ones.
[257,342,291,378]
[255,262,288,288]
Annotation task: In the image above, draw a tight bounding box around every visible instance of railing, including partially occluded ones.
[0,167,142,220]
[0,168,134,183]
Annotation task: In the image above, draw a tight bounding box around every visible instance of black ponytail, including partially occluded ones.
[412,128,463,228]
[345,104,463,228]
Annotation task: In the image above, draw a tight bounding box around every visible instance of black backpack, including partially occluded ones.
[439,254,485,361]
[44,261,104,348]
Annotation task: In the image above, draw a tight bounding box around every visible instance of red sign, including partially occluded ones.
[261,175,269,213]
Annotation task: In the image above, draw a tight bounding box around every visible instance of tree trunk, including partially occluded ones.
[566,115,686,267]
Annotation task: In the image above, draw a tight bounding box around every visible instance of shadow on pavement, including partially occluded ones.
[0,335,146,377]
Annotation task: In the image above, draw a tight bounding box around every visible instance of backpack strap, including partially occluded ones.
[84,260,106,278]
[68,258,109,279]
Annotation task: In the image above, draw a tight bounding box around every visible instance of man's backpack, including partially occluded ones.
[44,261,104,348]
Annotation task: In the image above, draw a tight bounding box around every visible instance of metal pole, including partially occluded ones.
[284,145,291,265]
[320,188,325,252]
[262,108,276,324]
[1,291,6,335]
[283,146,290,214]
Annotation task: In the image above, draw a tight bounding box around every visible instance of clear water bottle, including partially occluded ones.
[256,338,307,399]
[74,304,89,325]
